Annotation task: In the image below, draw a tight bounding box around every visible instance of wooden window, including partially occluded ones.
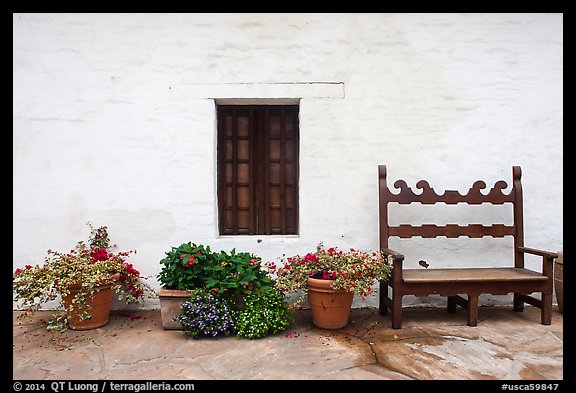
[217,105,299,235]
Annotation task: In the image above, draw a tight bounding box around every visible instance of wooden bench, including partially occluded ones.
[377,165,558,328]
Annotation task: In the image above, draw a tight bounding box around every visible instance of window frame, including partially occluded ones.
[216,104,300,236]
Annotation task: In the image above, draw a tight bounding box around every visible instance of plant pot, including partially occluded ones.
[554,251,563,314]
[306,277,354,329]
[61,273,120,330]
[157,288,192,330]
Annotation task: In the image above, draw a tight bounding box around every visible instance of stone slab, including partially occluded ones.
[13,306,563,380]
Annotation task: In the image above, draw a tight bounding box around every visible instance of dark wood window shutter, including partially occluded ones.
[217,105,299,235]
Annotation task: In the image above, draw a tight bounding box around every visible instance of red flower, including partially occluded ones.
[14,268,22,275]
[133,288,144,299]
[187,255,196,267]
[267,262,277,271]
[249,259,259,266]
[25,265,32,270]
[91,248,109,262]
[304,253,317,263]
[123,263,141,276]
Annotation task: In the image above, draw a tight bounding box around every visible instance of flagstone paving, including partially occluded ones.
[13,305,563,380]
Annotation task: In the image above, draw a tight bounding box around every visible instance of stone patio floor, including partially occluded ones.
[13,305,563,381]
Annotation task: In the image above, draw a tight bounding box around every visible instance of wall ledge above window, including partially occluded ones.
[215,98,301,105]
[182,81,345,99]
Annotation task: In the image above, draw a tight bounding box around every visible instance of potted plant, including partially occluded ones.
[268,243,392,329]
[234,286,292,339]
[12,223,152,332]
[173,285,292,340]
[156,243,214,329]
[156,242,276,330]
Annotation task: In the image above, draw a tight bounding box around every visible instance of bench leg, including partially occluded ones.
[447,296,457,313]
[541,292,552,325]
[379,282,388,316]
[391,293,403,329]
[513,293,524,312]
[467,295,478,326]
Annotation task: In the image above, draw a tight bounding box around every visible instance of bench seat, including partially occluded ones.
[402,267,547,284]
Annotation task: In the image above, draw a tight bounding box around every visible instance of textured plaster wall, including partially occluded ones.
[13,13,563,309]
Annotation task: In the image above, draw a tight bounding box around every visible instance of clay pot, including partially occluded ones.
[61,273,120,330]
[306,277,354,329]
[554,251,563,314]
[157,288,192,330]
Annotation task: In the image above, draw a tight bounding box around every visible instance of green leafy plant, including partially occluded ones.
[235,286,292,339]
[157,242,215,290]
[159,242,292,339]
[202,249,275,299]
[157,243,274,300]
[268,243,393,308]
[174,289,236,339]
[12,223,153,332]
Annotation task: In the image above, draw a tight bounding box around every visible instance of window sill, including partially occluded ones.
[216,234,300,239]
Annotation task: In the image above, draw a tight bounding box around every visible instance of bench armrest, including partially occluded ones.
[381,247,404,283]
[518,246,557,278]
[381,247,405,262]
[518,247,558,259]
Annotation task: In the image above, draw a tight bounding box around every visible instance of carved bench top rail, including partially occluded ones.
[380,166,521,205]
[388,179,515,204]
[389,224,515,238]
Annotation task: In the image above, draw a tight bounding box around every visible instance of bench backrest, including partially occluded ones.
[378,165,525,268]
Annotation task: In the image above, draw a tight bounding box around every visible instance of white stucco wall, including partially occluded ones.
[13,13,563,309]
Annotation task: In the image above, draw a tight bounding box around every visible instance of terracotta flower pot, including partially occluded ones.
[554,251,563,314]
[61,273,120,330]
[306,277,354,329]
[157,288,192,330]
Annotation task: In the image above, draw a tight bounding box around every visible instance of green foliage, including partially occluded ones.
[157,243,274,300]
[159,242,293,339]
[157,243,214,290]
[235,286,293,339]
